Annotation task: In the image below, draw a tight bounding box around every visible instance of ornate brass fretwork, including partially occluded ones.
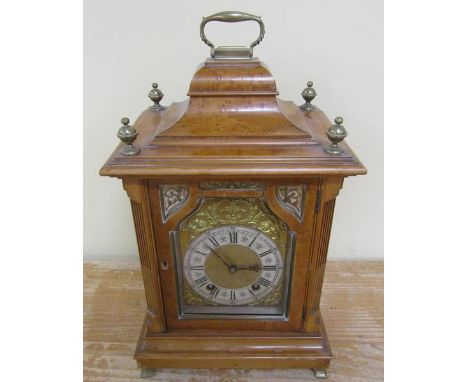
[179,198,287,245]
[183,283,209,305]
[261,283,283,306]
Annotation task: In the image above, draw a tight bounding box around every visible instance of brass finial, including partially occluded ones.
[300,81,317,111]
[117,117,140,156]
[148,82,165,111]
[324,117,348,155]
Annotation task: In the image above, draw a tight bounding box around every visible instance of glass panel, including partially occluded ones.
[171,197,295,319]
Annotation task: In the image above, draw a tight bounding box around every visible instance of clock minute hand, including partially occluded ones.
[211,249,232,269]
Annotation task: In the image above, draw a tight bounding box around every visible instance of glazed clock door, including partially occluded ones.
[171,198,295,318]
[147,180,322,332]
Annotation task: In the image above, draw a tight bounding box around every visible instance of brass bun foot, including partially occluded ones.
[141,368,157,378]
[313,369,328,379]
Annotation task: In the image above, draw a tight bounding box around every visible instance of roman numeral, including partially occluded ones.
[189,266,204,271]
[262,265,277,271]
[207,236,220,248]
[229,231,238,243]
[248,288,256,297]
[194,276,208,287]
[209,286,220,297]
[257,277,271,287]
[230,290,236,301]
[248,234,259,248]
[194,250,209,256]
[258,249,272,257]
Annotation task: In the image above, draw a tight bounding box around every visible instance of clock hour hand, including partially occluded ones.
[236,263,261,271]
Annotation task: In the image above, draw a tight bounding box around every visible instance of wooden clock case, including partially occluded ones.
[100,50,366,374]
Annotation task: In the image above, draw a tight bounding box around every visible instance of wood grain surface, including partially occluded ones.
[84,260,383,381]
[100,58,366,179]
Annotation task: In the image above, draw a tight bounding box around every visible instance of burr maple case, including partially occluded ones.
[100,11,366,379]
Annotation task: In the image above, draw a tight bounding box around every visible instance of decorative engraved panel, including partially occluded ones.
[199,182,265,190]
[276,185,306,222]
[160,185,188,223]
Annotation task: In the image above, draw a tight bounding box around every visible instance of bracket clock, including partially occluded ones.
[100,11,366,379]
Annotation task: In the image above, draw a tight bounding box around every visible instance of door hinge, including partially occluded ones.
[314,189,322,213]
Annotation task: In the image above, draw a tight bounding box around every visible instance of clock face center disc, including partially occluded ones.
[204,244,260,289]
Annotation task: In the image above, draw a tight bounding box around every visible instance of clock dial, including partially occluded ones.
[183,225,283,305]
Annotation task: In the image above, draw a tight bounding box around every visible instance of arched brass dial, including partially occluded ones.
[183,225,283,305]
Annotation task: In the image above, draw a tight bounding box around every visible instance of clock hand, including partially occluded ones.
[211,249,233,269]
[236,263,261,271]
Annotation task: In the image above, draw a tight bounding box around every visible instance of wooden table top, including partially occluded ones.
[84,260,383,381]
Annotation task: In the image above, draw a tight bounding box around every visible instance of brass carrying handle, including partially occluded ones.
[200,11,265,58]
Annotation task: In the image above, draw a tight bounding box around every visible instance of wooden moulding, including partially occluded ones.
[123,178,166,332]
[135,313,331,369]
[303,177,344,332]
